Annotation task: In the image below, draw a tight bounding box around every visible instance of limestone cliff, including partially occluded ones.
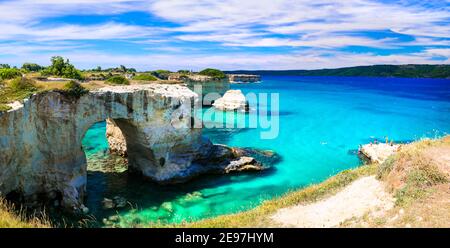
[182,75,230,105]
[0,84,264,211]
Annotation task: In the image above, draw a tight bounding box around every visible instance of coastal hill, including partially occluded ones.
[226,64,450,79]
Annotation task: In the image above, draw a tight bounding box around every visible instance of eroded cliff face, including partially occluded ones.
[0,85,204,210]
[0,84,266,212]
[182,75,230,105]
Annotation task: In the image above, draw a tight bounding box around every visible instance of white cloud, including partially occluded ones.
[2,48,445,71]
[0,0,449,69]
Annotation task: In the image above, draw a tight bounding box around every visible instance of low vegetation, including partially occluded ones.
[198,68,226,79]
[0,68,22,80]
[133,73,158,81]
[58,81,89,98]
[106,75,130,85]
[377,137,449,207]
[41,56,83,80]
[135,164,377,227]
[21,63,44,72]
[151,70,171,80]
[0,77,40,112]
[0,198,50,228]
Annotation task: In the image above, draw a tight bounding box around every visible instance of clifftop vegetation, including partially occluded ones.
[106,75,130,85]
[199,68,226,79]
[40,56,83,80]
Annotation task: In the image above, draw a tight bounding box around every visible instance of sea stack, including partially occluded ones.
[213,89,249,112]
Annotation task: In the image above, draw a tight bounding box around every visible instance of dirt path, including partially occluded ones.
[271,176,394,227]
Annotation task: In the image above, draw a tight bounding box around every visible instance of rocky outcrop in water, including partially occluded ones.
[213,90,249,112]
[0,84,264,211]
[227,74,261,83]
[359,143,401,164]
[106,119,127,157]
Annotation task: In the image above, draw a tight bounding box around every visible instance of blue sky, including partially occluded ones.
[0,0,449,71]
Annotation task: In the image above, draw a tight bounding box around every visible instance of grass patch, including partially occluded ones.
[0,77,40,112]
[106,75,130,85]
[0,198,51,228]
[376,155,397,179]
[0,104,11,112]
[378,137,449,207]
[0,68,22,80]
[395,165,447,206]
[57,81,89,98]
[198,68,226,79]
[133,73,158,81]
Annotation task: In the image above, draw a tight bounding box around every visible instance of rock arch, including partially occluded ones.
[0,84,265,211]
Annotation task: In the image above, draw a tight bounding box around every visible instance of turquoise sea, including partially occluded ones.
[82,76,450,227]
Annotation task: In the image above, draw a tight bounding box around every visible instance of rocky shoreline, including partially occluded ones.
[0,84,269,213]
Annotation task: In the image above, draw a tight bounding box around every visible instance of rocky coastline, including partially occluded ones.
[0,84,268,212]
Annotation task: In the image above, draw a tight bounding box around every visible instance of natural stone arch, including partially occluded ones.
[0,84,264,211]
[1,85,200,208]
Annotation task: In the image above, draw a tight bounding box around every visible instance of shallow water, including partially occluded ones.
[82,76,450,227]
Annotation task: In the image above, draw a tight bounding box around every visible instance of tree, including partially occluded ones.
[119,65,127,73]
[22,63,43,72]
[0,64,10,69]
[50,56,66,76]
[41,56,83,80]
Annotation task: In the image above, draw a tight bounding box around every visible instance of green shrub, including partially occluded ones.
[106,75,130,85]
[8,77,37,91]
[41,56,83,80]
[198,68,226,79]
[60,81,89,98]
[151,70,171,80]
[21,63,43,72]
[0,68,22,80]
[133,74,157,81]
[376,155,397,179]
[0,104,11,112]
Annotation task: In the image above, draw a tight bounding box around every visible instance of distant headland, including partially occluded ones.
[226,64,450,79]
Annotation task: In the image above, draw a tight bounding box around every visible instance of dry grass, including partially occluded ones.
[0,198,51,228]
[136,164,377,228]
[378,137,449,206]
[345,136,450,228]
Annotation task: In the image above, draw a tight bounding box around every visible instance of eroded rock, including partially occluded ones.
[0,84,271,212]
[213,90,249,112]
[0,84,202,210]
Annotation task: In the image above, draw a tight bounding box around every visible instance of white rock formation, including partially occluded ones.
[359,143,401,164]
[213,90,249,112]
[0,84,264,211]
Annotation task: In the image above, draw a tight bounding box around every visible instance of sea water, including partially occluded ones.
[82,76,450,227]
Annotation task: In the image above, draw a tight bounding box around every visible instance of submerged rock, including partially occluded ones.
[213,90,249,112]
[102,196,128,209]
[224,156,262,173]
[102,198,115,209]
